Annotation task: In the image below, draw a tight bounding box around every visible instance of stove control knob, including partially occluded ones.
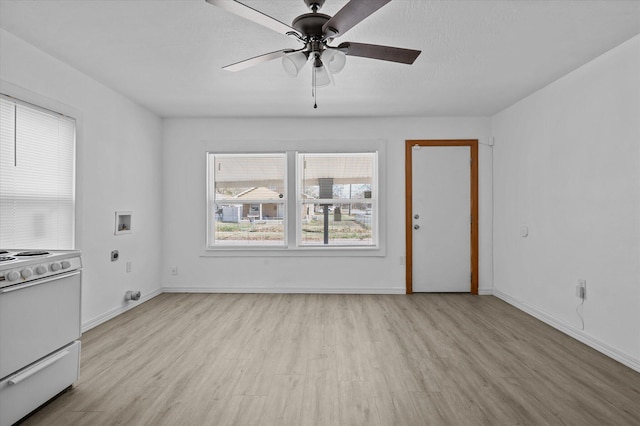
[6,271,20,281]
[21,268,33,279]
[35,265,47,275]
[50,262,62,272]
[61,260,71,269]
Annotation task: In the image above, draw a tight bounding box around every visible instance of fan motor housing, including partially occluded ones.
[292,13,331,37]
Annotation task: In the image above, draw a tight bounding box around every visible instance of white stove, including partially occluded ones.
[0,250,82,289]
[0,249,82,426]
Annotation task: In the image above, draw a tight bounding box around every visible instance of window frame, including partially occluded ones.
[296,152,379,248]
[206,152,288,248]
[202,139,386,257]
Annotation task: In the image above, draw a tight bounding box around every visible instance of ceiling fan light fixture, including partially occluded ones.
[206,0,423,106]
[314,61,332,87]
[324,49,346,74]
[282,51,308,77]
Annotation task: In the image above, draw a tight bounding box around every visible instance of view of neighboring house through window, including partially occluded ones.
[0,95,76,249]
[206,150,378,249]
[298,152,376,247]
[207,153,286,246]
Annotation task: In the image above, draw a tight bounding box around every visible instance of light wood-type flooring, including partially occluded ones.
[20,293,640,425]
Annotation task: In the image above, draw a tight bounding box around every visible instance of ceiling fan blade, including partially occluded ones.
[322,0,392,38]
[223,49,295,72]
[205,0,299,37]
[338,42,421,64]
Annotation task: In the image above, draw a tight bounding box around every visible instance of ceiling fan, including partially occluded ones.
[205,0,422,107]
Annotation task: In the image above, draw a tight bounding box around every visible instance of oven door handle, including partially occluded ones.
[7,349,70,385]
[0,270,80,294]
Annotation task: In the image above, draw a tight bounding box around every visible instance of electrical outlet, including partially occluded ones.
[400,256,405,266]
[171,267,178,276]
[126,261,132,273]
[576,279,586,299]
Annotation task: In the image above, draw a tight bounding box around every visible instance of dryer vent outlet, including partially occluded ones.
[125,290,141,301]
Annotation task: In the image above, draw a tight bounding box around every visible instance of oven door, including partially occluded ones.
[0,270,81,379]
[0,341,80,426]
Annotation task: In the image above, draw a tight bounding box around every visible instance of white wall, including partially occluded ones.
[492,35,640,370]
[0,29,164,329]
[162,117,493,293]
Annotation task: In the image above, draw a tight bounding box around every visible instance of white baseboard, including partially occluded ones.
[162,287,496,295]
[162,286,407,294]
[493,289,640,374]
[81,288,163,332]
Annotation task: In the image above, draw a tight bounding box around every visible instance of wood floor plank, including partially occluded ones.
[17,293,640,426]
[407,391,448,426]
[300,370,340,426]
[373,389,422,426]
[258,374,305,426]
[337,380,380,426]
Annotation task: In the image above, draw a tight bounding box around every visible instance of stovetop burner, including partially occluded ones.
[0,256,16,262]
[14,250,51,256]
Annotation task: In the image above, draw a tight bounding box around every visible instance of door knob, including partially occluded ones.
[414,214,419,220]
[414,225,420,230]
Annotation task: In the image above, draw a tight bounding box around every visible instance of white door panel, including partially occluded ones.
[412,146,470,292]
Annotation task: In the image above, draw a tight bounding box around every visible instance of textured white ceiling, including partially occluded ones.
[1,0,638,118]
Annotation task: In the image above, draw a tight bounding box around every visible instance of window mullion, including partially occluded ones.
[287,151,297,248]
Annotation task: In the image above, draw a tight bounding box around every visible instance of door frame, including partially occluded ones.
[405,140,479,294]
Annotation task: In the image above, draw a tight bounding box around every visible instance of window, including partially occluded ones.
[298,153,377,247]
[206,148,379,251]
[0,95,76,249]
[207,153,286,247]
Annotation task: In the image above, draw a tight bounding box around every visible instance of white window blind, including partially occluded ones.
[0,96,76,249]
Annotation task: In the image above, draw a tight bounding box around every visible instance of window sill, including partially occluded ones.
[200,245,385,257]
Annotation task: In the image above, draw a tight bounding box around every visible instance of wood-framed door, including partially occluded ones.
[405,140,479,294]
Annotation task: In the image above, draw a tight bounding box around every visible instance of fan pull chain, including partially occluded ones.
[312,65,318,109]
